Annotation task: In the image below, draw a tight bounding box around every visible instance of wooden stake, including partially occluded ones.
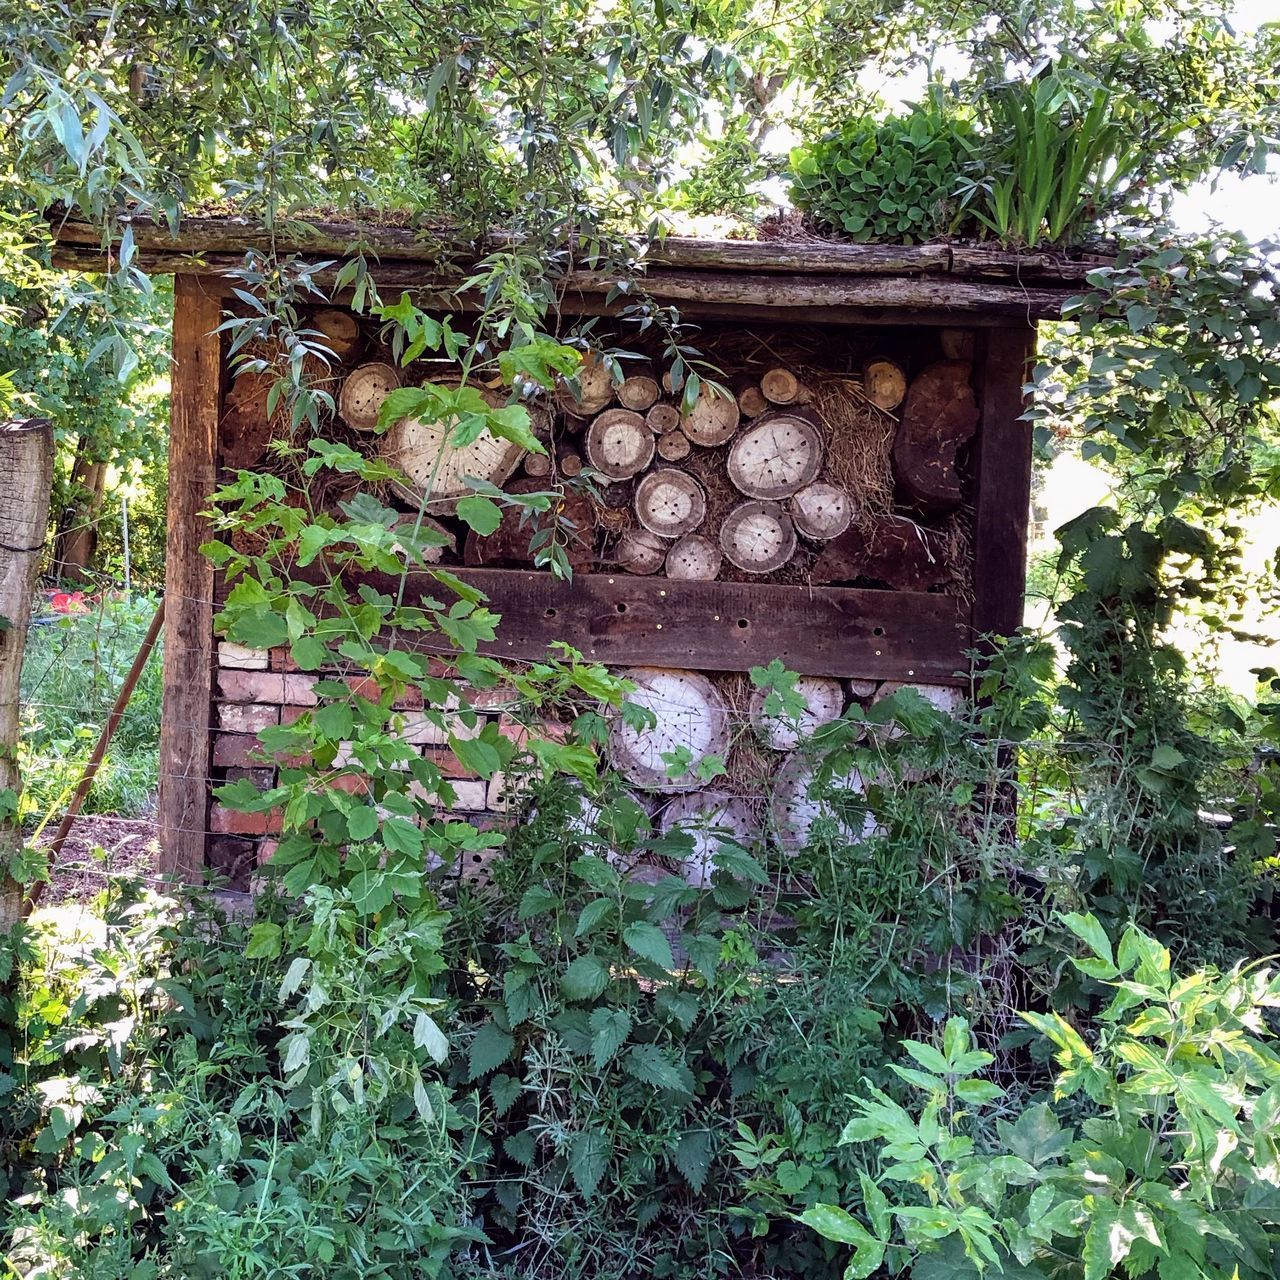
[0,418,54,924]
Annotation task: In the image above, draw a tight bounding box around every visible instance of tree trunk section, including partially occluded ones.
[53,445,106,580]
[0,419,54,924]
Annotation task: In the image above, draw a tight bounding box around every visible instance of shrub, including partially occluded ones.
[802,912,1280,1279]
[788,100,979,243]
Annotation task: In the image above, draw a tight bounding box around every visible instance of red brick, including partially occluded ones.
[217,702,280,734]
[219,642,269,670]
[421,747,478,779]
[217,670,285,703]
[280,704,310,726]
[210,804,282,835]
[346,675,383,701]
[327,773,371,796]
[269,647,299,672]
[393,686,425,711]
[213,733,269,768]
[225,766,276,791]
[497,715,567,748]
[257,839,280,865]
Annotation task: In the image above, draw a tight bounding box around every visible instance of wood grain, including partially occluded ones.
[158,275,222,883]
[970,327,1037,643]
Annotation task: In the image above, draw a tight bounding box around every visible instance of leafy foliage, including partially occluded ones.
[804,914,1280,1280]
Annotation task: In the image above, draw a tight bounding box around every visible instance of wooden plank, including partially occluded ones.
[970,327,1037,642]
[157,276,222,882]
[278,568,969,682]
[49,213,1107,282]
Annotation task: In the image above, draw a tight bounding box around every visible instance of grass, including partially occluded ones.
[18,592,164,822]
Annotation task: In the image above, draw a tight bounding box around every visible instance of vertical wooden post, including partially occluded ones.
[970,326,1038,643]
[0,419,54,924]
[157,276,222,882]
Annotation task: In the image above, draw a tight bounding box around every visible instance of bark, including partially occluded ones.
[53,445,105,580]
[893,360,978,510]
[1,419,54,924]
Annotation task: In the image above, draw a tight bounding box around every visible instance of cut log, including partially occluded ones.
[760,367,810,405]
[873,681,966,717]
[557,442,585,477]
[338,361,401,431]
[893,360,978,510]
[731,375,768,418]
[811,514,951,592]
[556,350,615,417]
[585,408,654,480]
[720,501,796,573]
[390,514,455,564]
[310,307,362,362]
[646,403,681,435]
[656,429,691,462]
[664,534,721,580]
[939,328,976,361]
[523,450,552,477]
[771,754,876,851]
[464,479,596,573]
[617,370,660,412]
[749,676,845,750]
[383,392,525,504]
[847,678,879,699]
[635,469,707,538]
[861,358,908,411]
[727,412,824,500]
[612,528,668,575]
[1,418,54,923]
[680,386,740,446]
[789,481,854,540]
[660,792,755,887]
[608,668,731,791]
[220,368,275,469]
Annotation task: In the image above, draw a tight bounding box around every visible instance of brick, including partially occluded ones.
[327,773,370,796]
[217,670,285,703]
[225,766,276,792]
[486,770,531,812]
[213,733,269,768]
[217,702,280,734]
[208,837,256,892]
[421,746,478,778]
[447,780,487,811]
[283,675,319,706]
[219,642,269,670]
[496,715,567,750]
[401,709,485,746]
[210,803,282,836]
[393,686,425,711]
[280,704,310,726]
[269,647,299,672]
[463,683,521,712]
[257,839,280,865]
[346,675,383,701]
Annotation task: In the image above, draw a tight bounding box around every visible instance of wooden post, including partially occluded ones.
[157,276,222,883]
[970,327,1037,643]
[0,419,54,925]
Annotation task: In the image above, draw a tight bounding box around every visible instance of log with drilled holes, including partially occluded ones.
[861,357,908,411]
[656,429,691,462]
[731,375,768,418]
[680,385,740,446]
[664,533,721,580]
[338,361,401,431]
[760,367,810,405]
[612,527,668,575]
[789,481,854,540]
[585,408,654,480]
[720,500,797,573]
[617,367,661,411]
[635,469,707,538]
[608,668,731,791]
[556,351,615,417]
[727,412,824,500]
[749,675,845,750]
[660,792,754,887]
[893,360,978,510]
[646,403,681,435]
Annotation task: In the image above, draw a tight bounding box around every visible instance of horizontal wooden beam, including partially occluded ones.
[51,244,1068,321]
[309,568,971,682]
[49,211,1107,282]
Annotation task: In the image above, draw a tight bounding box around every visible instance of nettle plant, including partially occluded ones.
[802,912,1280,1280]
[208,298,636,1185]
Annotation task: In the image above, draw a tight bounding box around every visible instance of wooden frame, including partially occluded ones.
[156,275,222,881]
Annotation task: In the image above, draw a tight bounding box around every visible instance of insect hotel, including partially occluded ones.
[53,220,1091,887]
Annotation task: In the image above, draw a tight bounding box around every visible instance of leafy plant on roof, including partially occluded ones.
[788,97,980,243]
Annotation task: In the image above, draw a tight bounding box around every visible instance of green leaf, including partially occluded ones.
[347,804,380,841]
[278,955,310,1001]
[467,1021,515,1080]
[245,922,283,959]
[1061,912,1115,970]
[562,955,611,1001]
[859,1172,891,1240]
[456,495,503,535]
[589,1007,632,1068]
[673,1128,714,1192]
[623,920,674,970]
[901,1039,950,1075]
[622,1043,695,1096]
[798,1204,876,1247]
[569,1128,612,1197]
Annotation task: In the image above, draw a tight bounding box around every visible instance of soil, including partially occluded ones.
[39,813,160,905]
